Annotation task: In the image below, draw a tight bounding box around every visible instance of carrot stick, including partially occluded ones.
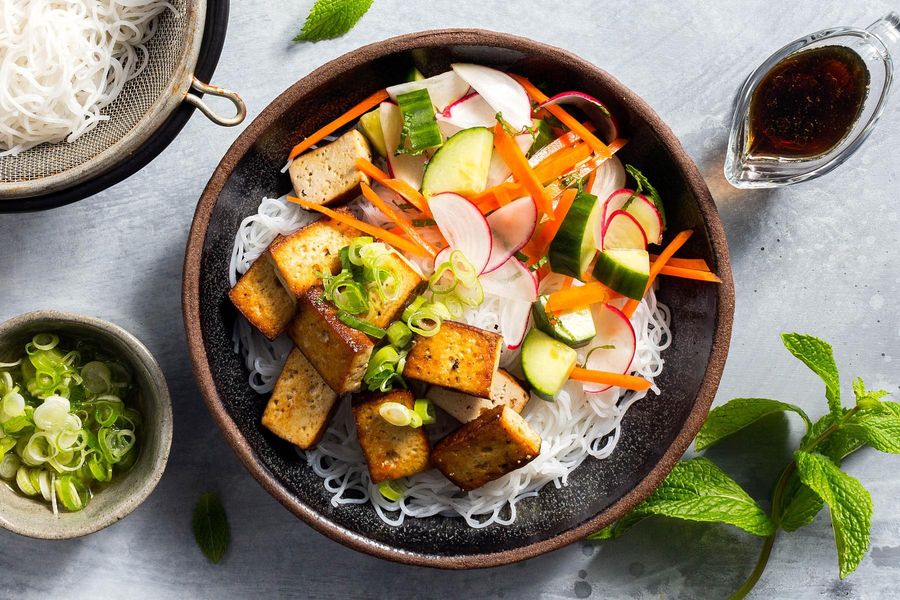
[569,367,652,391]
[354,158,430,216]
[510,74,611,158]
[470,182,526,209]
[288,90,389,160]
[531,188,577,253]
[650,255,711,272]
[546,281,615,313]
[623,229,694,317]
[287,195,429,257]
[657,265,722,283]
[360,183,439,258]
[493,123,554,218]
[562,276,574,289]
[533,143,593,184]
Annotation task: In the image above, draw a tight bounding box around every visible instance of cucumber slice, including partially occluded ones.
[521,328,578,399]
[421,127,493,197]
[527,119,553,157]
[531,295,596,348]
[396,88,443,155]
[592,248,650,300]
[359,109,387,157]
[407,67,425,82]
[548,191,600,278]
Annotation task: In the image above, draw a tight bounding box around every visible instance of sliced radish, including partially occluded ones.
[379,102,425,189]
[590,155,626,205]
[602,210,648,250]
[386,71,470,112]
[484,197,537,272]
[451,64,532,131]
[601,189,663,245]
[541,91,619,142]
[436,93,496,129]
[479,257,538,302]
[486,133,532,187]
[427,193,492,273]
[499,299,532,349]
[583,304,636,393]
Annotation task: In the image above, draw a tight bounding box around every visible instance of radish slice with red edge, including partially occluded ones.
[601,189,663,245]
[480,257,538,303]
[590,155,626,206]
[499,299,532,349]
[427,192,492,274]
[437,93,496,129]
[602,210,648,250]
[386,71,470,112]
[583,304,636,393]
[483,196,538,272]
[379,102,425,190]
[451,64,532,131]
[541,91,619,143]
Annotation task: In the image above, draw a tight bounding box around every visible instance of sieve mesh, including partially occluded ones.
[0,0,193,188]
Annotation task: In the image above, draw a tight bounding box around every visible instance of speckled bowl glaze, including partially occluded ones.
[0,311,173,539]
[183,29,735,568]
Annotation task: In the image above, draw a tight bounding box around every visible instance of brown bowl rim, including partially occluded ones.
[182,28,735,569]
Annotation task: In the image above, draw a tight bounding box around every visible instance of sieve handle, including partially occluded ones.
[185,77,247,127]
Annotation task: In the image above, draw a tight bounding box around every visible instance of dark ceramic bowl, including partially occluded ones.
[183,29,734,568]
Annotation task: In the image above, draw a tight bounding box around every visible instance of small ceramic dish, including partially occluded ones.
[0,311,173,539]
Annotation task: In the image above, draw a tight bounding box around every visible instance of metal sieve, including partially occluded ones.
[0,0,246,200]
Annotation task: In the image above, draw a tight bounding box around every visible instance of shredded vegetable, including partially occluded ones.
[623,230,694,317]
[288,90,389,160]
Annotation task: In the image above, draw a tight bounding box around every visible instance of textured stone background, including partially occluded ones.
[1,1,898,598]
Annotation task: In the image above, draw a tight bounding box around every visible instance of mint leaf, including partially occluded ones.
[780,477,824,532]
[781,333,842,416]
[695,398,811,451]
[193,492,230,564]
[294,0,374,42]
[795,451,873,578]
[853,377,889,409]
[588,457,775,540]
[843,405,900,454]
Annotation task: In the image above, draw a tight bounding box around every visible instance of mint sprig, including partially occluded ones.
[294,0,374,43]
[591,333,897,598]
[193,492,230,564]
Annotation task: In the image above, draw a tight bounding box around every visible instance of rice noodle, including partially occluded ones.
[230,195,672,527]
[0,0,176,156]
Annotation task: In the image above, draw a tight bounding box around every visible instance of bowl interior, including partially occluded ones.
[187,31,732,566]
[0,313,172,539]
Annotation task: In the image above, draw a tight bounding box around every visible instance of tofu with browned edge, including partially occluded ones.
[262,348,338,449]
[269,215,357,299]
[288,286,374,394]
[403,321,502,398]
[363,252,424,328]
[228,253,295,340]
[289,130,372,207]
[353,390,431,483]
[428,369,529,423]
[432,405,541,491]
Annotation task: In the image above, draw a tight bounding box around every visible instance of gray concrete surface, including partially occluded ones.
[1,1,899,598]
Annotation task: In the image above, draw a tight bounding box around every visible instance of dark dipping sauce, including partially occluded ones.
[748,45,869,158]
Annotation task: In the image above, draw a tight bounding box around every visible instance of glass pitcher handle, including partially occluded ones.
[867,12,900,54]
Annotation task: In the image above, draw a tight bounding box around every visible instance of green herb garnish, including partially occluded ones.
[193,492,230,564]
[294,0,374,42]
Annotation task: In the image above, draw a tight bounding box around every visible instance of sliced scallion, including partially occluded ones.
[377,480,405,502]
[386,322,412,349]
[414,399,436,425]
[337,312,387,339]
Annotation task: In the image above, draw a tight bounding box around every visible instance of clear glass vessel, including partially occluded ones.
[725,12,900,188]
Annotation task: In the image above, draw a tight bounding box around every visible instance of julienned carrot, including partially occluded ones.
[568,367,652,391]
[650,255,711,272]
[493,123,554,218]
[510,74,611,158]
[533,143,592,184]
[546,281,615,313]
[623,229,694,317]
[471,182,526,213]
[288,90,389,160]
[657,265,722,283]
[532,188,577,252]
[562,276,574,289]
[354,158,431,216]
[360,183,439,258]
[287,195,429,257]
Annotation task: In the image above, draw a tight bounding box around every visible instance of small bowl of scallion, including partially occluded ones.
[0,310,172,539]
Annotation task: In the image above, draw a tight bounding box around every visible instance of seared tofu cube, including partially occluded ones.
[353,390,431,483]
[428,369,529,423]
[288,130,372,207]
[432,405,541,491]
[262,348,338,449]
[288,286,374,394]
[228,253,295,340]
[269,215,357,298]
[403,321,502,398]
[363,252,424,328]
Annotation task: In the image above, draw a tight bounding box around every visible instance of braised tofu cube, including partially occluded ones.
[288,130,372,207]
[228,253,295,340]
[363,252,424,328]
[269,215,357,298]
[432,405,541,491]
[353,390,431,483]
[403,321,502,398]
[428,369,529,423]
[288,286,374,394]
[261,348,338,449]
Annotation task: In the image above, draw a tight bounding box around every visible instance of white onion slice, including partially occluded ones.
[428,193,492,274]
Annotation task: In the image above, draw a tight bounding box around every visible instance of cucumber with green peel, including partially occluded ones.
[396,88,443,155]
[521,328,578,399]
[548,191,601,279]
[531,295,596,348]
[527,119,554,157]
[592,248,650,300]
[421,127,493,197]
[358,109,387,157]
